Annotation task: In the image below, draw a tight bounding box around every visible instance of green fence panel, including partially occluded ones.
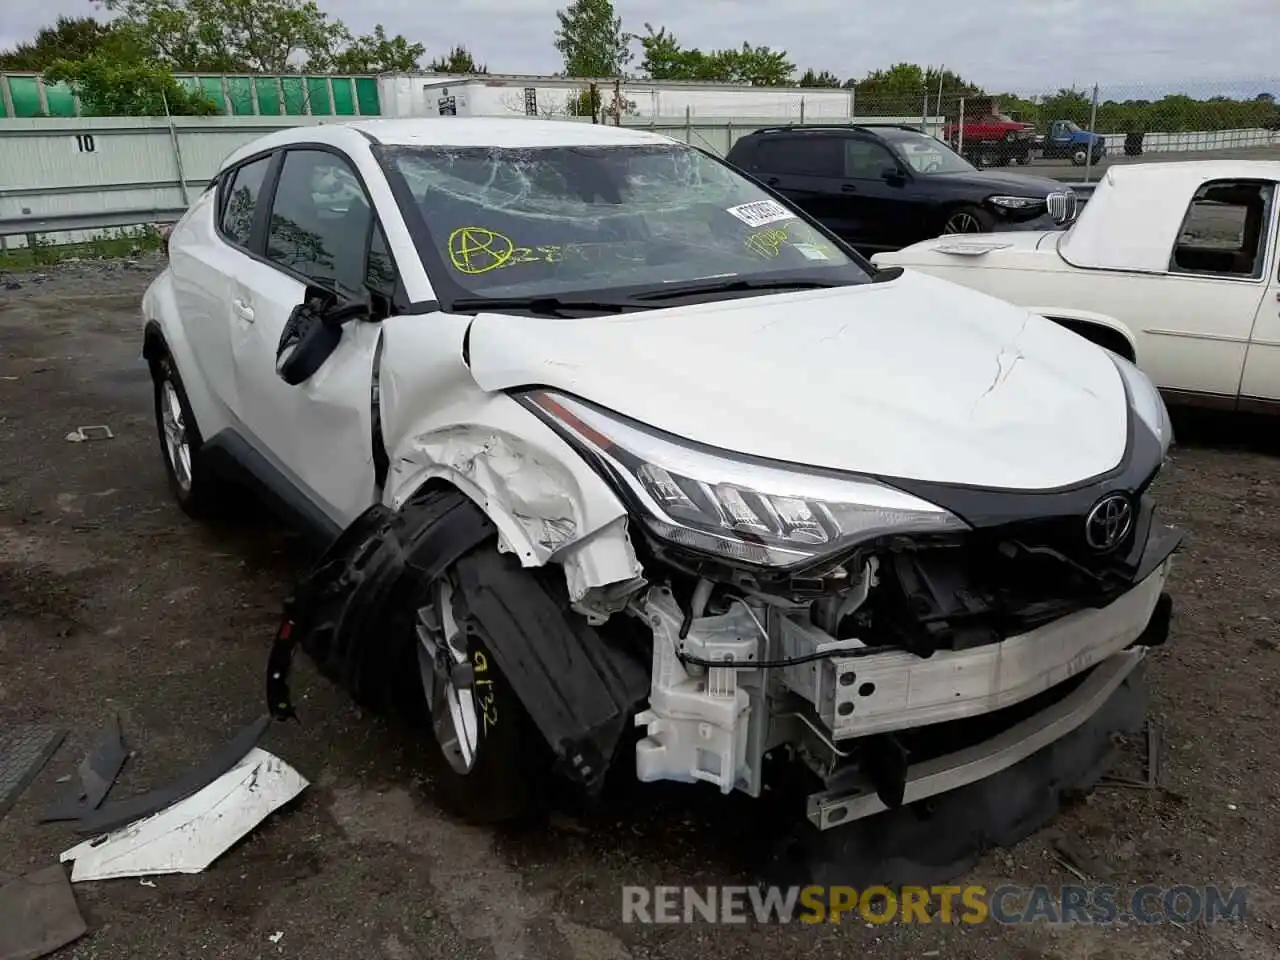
[355,77,380,116]
[331,77,356,115]
[281,77,307,115]
[305,77,332,115]
[197,77,228,113]
[254,77,282,115]
[226,76,255,115]
[7,76,77,117]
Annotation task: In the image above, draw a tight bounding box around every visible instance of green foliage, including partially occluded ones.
[635,24,793,85]
[553,0,631,77]
[0,225,164,271]
[326,24,425,73]
[97,0,421,73]
[798,68,841,88]
[428,45,488,74]
[43,53,218,115]
[0,16,120,71]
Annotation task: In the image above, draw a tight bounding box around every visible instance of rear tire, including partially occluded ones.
[149,350,226,518]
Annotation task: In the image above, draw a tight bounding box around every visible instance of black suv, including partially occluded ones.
[725,124,1078,254]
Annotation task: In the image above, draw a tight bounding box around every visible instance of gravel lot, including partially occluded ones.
[2,256,1279,960]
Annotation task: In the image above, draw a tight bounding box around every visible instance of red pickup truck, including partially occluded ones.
[942,104,1036,167]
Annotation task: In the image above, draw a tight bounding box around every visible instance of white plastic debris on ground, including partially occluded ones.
[59,748,307,882]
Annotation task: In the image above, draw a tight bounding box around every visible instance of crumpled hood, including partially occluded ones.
[465,270,1129,491]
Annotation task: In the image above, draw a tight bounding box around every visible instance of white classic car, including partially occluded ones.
[872,161,1280,413]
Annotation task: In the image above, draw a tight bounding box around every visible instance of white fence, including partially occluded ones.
[1098,127,1279,153]
[1,115,1275,249]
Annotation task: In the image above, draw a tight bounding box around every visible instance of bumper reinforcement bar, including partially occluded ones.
[806,648,1144,830]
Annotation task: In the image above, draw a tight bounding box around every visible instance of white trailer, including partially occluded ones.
[377,73,865,122]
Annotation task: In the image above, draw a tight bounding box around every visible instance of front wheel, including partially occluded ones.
[942,204,995,234]
[412,567,549,822]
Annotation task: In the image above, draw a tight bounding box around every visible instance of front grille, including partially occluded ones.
[1046,190,1078,224]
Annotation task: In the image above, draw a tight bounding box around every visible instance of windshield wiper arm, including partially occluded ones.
[448,295,644,317]
[628,277,848,302]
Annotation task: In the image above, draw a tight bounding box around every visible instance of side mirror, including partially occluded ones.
[275,288,369,385]
[882,166,906,185]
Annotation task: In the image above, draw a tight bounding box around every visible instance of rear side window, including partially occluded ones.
[752,136,842,177]
[1169,179,1274,279]
[219,156,272,248]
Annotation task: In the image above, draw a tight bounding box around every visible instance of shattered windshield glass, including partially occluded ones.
[376,142,873,301]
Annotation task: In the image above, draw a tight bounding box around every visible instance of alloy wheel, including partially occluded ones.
[159,377,193,492]
[416,578,481,774]
[943,211,986,233]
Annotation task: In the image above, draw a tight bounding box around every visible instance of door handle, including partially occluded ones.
[841,184,858,193]
[764,176,780,186]
[233,298,254,323]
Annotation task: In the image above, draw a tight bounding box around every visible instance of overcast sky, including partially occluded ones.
[2,0,1277,96]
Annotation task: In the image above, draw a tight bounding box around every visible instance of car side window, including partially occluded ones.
[366,222,399,298]
[265,148,374,299]
[218,155,272,248]
[843,139,898,179]
[752,136,842,177]
[1169,179,1274,280]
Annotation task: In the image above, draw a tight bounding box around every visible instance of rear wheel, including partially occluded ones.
[1072,147,1089,165]
[150,350,226,517]
[942,204,995,234]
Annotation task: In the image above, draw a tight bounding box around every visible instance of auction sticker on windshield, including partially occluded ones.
[725,200,795,228]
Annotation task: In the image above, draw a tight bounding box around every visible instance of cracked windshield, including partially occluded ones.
[378,143,873,298]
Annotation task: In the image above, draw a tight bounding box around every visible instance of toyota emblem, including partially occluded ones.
[1085,493,1133,551]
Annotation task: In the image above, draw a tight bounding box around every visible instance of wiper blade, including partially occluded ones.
[629,277,848,302]
[448,295,643,317]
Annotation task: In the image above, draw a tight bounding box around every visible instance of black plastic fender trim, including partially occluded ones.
[268,486,651,793]
[267,493,498,721]
[73,715,271,835]
[452,548,651,793]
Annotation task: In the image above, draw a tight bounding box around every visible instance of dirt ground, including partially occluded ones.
[1,255,1278,960]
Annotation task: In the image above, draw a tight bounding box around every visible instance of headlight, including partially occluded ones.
[988,196,1042,209]
[1111,354,1173,455]
[519,390,968,568]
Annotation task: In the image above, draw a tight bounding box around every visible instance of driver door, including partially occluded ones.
[229,147,388,528]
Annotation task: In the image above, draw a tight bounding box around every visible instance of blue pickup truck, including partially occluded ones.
[1039,120,1107,165]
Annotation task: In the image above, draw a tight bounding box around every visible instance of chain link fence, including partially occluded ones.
[830,80,1280,180]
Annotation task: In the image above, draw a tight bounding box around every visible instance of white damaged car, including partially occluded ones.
[142,118,1181,831]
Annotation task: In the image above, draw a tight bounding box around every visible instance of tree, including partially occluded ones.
[42,55,218,115]
[96,0,422,73]
[0,16,121,71]
[850,62,982,116]
[553,0,631,77]
[428,44,487,74]
[636,25,794,85]
[798,68,841,88]
[327,24,424,73]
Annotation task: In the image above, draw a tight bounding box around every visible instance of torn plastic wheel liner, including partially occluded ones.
[71,715,271,836]
[268,487,650,793]
[268,495,498,720]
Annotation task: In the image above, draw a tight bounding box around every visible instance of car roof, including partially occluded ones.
[218,118,679,172]
[744,123,922,138]
[1059,160,1280,272]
